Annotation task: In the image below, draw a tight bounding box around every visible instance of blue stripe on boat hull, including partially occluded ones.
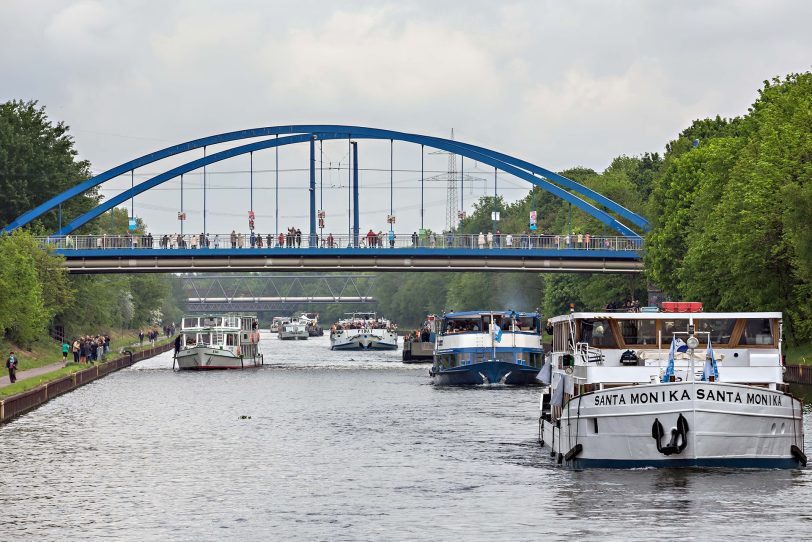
[570,457,802,469]
[432,361,539,386]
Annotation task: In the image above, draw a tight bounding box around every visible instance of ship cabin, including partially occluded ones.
[547,311,783,390]
[435,311,544,369]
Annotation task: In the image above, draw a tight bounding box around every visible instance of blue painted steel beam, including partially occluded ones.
[4,125,650,235]
[54,131,643,238]
[352,141,359,247]
[309,136,316,247]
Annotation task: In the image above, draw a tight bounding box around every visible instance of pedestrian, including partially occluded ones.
[487,231,494,248]
[230,230,237,249]
[366,229,375,248]
[327,233,335,248]
[266,233,273,248]
[250,231,256,248]
[139,329,145,345]
[237,232,244,248]
[388,230,395,248]
[62,340,70,363]
[6,351,18,384]
[256,235,263,248]
[213,234,220,249]
[296,228,302,248]
[429,232,436,248]
[278,232,284,247]
[506,233,513,248]
[72,338,80,363]
[174,334,182,355]
[478,232,485,249]
[411,231,418,247]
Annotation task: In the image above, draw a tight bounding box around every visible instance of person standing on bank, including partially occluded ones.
[62,340,70,364]
[6,351,18,383]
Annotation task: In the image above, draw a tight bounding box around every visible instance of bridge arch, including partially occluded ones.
[4,125,650,238]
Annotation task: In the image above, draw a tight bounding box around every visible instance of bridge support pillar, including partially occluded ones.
[352,141,359,247]
[309,136,317,247]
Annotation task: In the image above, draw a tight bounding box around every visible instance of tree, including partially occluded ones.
[0,100,96,232]
[0,232,49,344]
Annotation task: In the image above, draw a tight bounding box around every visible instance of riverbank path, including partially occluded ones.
[0,361,66,388]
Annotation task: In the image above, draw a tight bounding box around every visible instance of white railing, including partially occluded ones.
[35,233,643,252]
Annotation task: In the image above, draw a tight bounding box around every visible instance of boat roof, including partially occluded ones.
[445,311,540,318]
[549,311,782,323]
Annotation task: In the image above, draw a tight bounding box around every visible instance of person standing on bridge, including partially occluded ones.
[487,231,494,248]
[230,230,237,249]
[250,231,256,248]
[478,232,485,249]
[389,230,395,248]
[266,233,273,248]
[327,233,335,248]
[6,352,18,383]
[237,232,244,249]
[411,231,418,247]
[296,228,302,248]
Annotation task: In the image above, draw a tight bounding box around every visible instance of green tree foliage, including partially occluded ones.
[645,73,812,343]
[0,100,97,231]
[0,231,63,344]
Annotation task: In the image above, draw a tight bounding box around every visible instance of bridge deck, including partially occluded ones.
[54,247,643,273]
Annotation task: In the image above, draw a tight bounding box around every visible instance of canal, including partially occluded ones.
[2,334,812,540]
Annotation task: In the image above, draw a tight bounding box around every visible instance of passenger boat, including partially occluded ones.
[271,316,289,333]
[330,312,398,351]
[176,314,263,370]
[430,310,544,385]
[402,315,438,363]
[539,306,806,469]
[279,318,309,340]
[299,313,324,337]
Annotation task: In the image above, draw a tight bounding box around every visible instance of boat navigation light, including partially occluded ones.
[686,336,700,350]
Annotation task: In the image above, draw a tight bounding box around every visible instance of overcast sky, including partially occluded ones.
[2,0,810,236]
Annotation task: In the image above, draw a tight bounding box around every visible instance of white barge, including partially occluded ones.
[539,308,806,468]
[330,312,398,351]
[176,315,263,370]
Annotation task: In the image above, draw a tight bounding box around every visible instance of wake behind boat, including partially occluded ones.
[430,310,544,385]
[330,312,398,351]
[176,314,263,370]
[539,306,806,469]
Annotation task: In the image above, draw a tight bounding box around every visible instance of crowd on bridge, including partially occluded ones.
[49,230,641,251]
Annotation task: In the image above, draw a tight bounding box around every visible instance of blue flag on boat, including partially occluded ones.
[661,336,677,383]
[493,322,503,343]
[702,337,720,381]
[674,337,688,353]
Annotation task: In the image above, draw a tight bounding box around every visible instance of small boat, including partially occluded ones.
[176,314,263,370]
[402,315,438,363]
[430,310,544,385]
[279,318,309,340]
[299,313,324,337]
[330,312,398,351]
[270,316,289,333]
[539,306,806,469]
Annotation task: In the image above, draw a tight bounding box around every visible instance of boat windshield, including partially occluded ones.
[694,318,736,345]
[739,318,774,345]
[182,317,199,328]
[580,319,617,348]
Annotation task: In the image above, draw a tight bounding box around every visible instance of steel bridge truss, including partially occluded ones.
[183,274,377,313]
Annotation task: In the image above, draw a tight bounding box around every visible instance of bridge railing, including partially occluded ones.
[35,233,643,252]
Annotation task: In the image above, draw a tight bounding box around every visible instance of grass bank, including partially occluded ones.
[0,329,167,373]
[0,335,174,399]
[786,342,812,365]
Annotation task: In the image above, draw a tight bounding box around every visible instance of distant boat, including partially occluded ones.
[430,310,543,385]
[270,316,289,333]
[176,314,263,370]
[279,318,309,340]
[330,312,398,351]
[402,315,438,363]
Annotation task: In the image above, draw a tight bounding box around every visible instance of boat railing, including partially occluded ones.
[576,342,604,365]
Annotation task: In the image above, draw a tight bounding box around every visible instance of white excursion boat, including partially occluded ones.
[271,316,289,333]
[330,312,398,351]
[176,314,263,370]
[539,306,806,469]
[279,318,309,340]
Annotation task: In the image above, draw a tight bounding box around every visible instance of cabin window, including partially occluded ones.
[620,319,657,346]
[202,317,221,327]
[198,333,212,345]
[661,319,690,344]
[516,317,537,332]
[182,317,198,328]
[184,334,196,346]
[580,319,617,348]
[739,319,774,345]
[226,334,237,346]
[446,319,483,333]
[694,319,736,345]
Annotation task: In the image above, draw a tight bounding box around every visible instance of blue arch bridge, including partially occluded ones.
[5,125,648,274]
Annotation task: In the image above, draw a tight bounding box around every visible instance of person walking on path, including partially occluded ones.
[6,352,18,383]
[174,334,182,356]
[62,340,70,363]
[139,330,145,345]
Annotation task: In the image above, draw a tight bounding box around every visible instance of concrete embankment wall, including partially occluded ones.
[0,341,174,424]
[784,365,812,386]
